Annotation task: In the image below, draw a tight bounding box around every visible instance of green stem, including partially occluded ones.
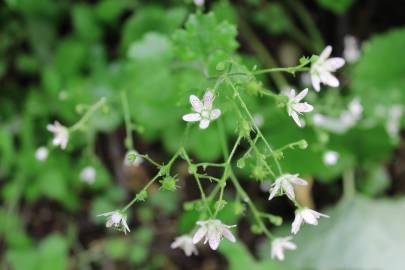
[70,97,106,132]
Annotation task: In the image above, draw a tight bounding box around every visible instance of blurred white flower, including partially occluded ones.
[386,105,403,140]
[269,174,308,201]
[292,208,329,234]
[310,46,345,91]
[193,0,204,6]
[98,211,130,234]
[47,121,69,150]
[285,88,314,127]
[80,166,96,184]
[124,150,143,167]
[183,90,221,129]
[35,146,49,161]
[253,114,264,128]
[323,151,339,166]
[192,219,236,250]
[171,235,198,256]
[312,98,362,134]
[271,236,297,261]
[343,35,360,64]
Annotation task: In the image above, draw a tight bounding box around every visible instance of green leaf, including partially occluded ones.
[316,0,354,14]
[282,197,405,269]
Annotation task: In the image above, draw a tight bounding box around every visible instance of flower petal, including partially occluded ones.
[182,113,201,122]
[203,90,214,110]
[292,102,314,113]
[208,232,221,250]
[290,175,308,186]
[291,214,303,234]
[190,95,203,112]
[301,209,318,225]
[324,57,345,71]
[290,111,302,127]
[320,71,339,87]
[282,181,295,201]
[311,74,321,92]
[210,109,221,120]
[222,227,236,242]
[319,45,332,61]
[193,226,207,244]
[199,119,210,129]
[294,88,308,102]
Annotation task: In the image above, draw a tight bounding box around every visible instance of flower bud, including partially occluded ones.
[160,176,178,191]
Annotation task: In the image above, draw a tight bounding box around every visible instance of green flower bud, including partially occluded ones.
[297,139,308,149]
[237,158,246,169]
[159,176,178,191]
[216,62,226,71]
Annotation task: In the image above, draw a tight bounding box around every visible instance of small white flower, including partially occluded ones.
[310,46,345,92]
[47,121,69,150]
[285,88,314,127]
[192,219,236,250]
[193,0,204,6]
[323,151,339,166]
[124,150,143,167]
[98,211,130,234]
[35,147,49,161]
[271,236,297,261]
[269,174,308,201]
[171,235,198,256]
[343,35,360,64]
[182,90,221,129]
[80,166,96,184]
[291,208,329,234]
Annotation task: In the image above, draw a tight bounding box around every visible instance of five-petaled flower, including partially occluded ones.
[47,121,69,150]
[182,90,221,129]
[98,211,130,234]
[291,208,329,234]
[269,174,308,201]
[171,235,198,256]
[271,236,297,261]
[285,88,314,127]
[192,219,236,250]
[310,45,345,91]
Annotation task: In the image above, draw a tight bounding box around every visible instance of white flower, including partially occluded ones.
[193,0,204,6]
[310,46,345,92]
[269,174,308,201]
[323,151,339,166]
[291,208,329,234]
[124,150,143,167]
[285,88,314,127]
[271,236,297,261]
[343,35,360,64]
[192,219,236,250]
[171,235,198,256]
[253,114,264,128]
[47,121,69,150]
[80,166,96,184]
[35,147,48,161]
[98,211,130,234]
[182,90,221,129]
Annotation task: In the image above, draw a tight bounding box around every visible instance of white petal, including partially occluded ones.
[208,232,221,250]
[199,119,210,129]
[291,214,303,234]
[182,113,201,122]
[193,226,207,244]
[292,103,314,113]
[190,95,203,113]
[289,176,308,186]
[301,209,318,225]
[288,89,296,99]
[210,109,221,120]
[311,74,321,92]
[294,88,308,102]
[290,111,302,127]
[319,45,332,61]
[222,227,236,242]
[309,209,330,219]
[324,57,345,71]
[320,71,339,87]
[203,90,214,110]
[268,186,279,201]
[283,241,297,250]
[282,181,295,201]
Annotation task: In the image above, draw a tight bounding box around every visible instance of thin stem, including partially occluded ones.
[121,91,134,150]
[70,97,106,132]
[122,173,160,212]
[138,154,162,168]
